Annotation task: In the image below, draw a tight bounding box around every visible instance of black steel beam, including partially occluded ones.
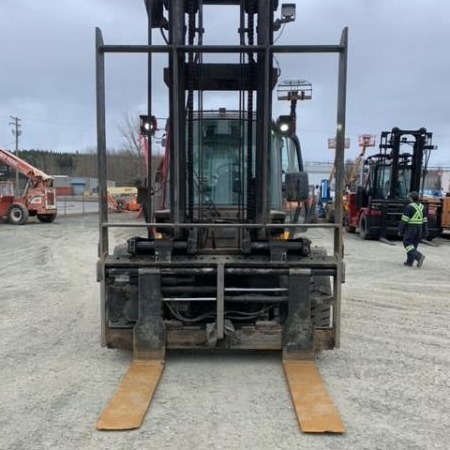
[332,27,348,349]
[106,267,337,276]
[168,0,186,233]
[146,1,154,238]
[95,28,109,256]
[101,221,339,229]
[163,64,278,91]
[99,44,345,54]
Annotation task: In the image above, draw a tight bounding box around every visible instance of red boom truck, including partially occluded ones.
[0,148,57,225]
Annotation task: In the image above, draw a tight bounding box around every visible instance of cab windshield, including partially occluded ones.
[193,118,245,206]
[373,164,411,199]
[191,116,289,210]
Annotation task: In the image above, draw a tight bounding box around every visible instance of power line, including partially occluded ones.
[8,116,22,143]
[8,116,22,192]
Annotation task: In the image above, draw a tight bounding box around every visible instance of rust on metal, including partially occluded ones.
[283,361,345,434]
[96,360,164,430]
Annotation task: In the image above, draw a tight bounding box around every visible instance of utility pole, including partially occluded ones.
[9,116,22,193]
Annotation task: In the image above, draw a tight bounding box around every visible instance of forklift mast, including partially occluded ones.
[153,0,281,236]
[377,127,435,199]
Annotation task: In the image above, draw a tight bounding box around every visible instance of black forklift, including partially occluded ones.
[345,127,441,241]
[95,0,348,433]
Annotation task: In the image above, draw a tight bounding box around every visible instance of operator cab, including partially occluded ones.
[365,155,411,200]
[157,109,305,223]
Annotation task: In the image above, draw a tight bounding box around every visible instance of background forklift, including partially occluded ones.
[344,127,441,240]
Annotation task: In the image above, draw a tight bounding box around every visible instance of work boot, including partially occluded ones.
[403,261,413,267]
[416,254,425,268]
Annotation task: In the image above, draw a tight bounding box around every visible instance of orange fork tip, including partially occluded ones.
[96,360,165,431]
[283,361,345,434]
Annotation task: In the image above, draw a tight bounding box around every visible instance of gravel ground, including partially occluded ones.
[1,213,449,450]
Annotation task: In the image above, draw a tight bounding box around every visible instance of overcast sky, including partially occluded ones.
[1,0,449,167]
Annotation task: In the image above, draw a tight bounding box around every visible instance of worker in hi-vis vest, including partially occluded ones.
[398,191,428,267]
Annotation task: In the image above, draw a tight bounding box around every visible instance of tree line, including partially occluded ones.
[0,114,163,187]
[1,148,162,187]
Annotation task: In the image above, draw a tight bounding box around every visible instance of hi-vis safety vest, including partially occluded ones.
[401,202,427,226]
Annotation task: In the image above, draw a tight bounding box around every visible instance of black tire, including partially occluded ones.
[358,214,371,240]
[278,270,332,328]
[310,275,333,328]
[344,214,356,233]
[8,203,29,225]
[325,208,335,223]
[309,248,333,328]
[37,213,57,223]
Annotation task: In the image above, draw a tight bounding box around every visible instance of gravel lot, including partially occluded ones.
[1,213,449,450]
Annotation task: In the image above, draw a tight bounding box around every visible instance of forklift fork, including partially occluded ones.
[97,269,166,430]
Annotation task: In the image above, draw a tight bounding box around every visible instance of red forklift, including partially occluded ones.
[344,127,441,240]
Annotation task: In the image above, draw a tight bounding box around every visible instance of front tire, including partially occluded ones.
[344,214,356,233]
[309,248,333,328]
[8,203,29,225]
[37,213,57,223]
[358,213,371,240]
[325,205,335,223]
[311,275,332,328]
